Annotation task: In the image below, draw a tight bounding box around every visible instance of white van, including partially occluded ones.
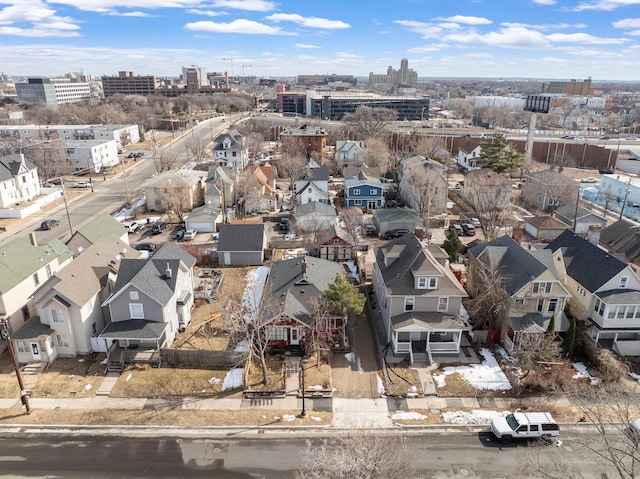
[490,412,559,443]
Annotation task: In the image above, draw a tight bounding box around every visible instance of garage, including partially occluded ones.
[184,205,223,233]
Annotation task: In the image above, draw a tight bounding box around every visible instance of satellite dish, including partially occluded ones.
[77,246,84,253]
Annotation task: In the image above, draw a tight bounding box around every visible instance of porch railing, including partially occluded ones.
[428,342,459,352]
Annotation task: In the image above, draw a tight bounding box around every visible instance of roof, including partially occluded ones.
[300,167,330,182]
[260,255,341,326]
[457,140,482,153]
[597,288,640,304]
[0,238,73,294]
[466,168,511,186]
[186,204,222,222]
[12,316,54,340]
[345,175,383,189]
[525,215,571,230]
[336,140,363,153]
[99,319,166,340]
[374,234,467,297]
[107,242,195,306]
[0,153,36,182]
[554,204,605,223]
[468,235,547,296]
[599,219,640,265]
[217,224,266,252]
[545,230,628,293]
[391,311,466,330]
[317,224,352,246]
[373,208,423,227]
[142,169,205,189]
[343,166,380,179]
[72,213,127,245]
[527,169,576,187]
[213,130,242,150]
[295,201,337,218]
[509,312,570,333]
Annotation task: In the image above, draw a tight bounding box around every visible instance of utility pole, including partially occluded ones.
[61,181,75,236]
[620,177,632,221]
[120,152,131,208]
[0,317,31,414]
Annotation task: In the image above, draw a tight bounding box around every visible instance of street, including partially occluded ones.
[0,430,614,478]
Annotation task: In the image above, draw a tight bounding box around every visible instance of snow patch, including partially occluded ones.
[280,414,296,422]
[441,410,510,425]
[242,266,269,323]
[432,348,511,391]
[208,377,221,386]
[125,373,132,382]
[343,260,360,284]
[628,372,640,382]
[84,384,92,391]
[392,411,428,420]
[222,368,244,391]
[234,339,249,352]
[344,352,363,373]
[376,375,385,396]
[572,362,601,385]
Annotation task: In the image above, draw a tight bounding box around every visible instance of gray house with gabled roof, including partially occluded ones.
[553,204,607,235]
[259,255,343,348]
[468,235,571,351]
[213,129,248,170]
[217,223,268,266]
[99,242,196,370]
[66,213,129,253]
[599,219,640,271]
[372,234,468,364]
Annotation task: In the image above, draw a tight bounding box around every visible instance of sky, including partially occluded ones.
[1,0,640,81]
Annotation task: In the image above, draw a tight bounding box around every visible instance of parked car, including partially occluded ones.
[183,229,197,241]
[449,224,464,236]
[151,222,168,235]
[469,217,481,228]
[382,228,410,240]
[364,224,378,236]
[600,135,611,140]
[461,223,476,236]
[598,168,615,174]
[490,412,560,444]
[123,222,141,234]
[581,177,598,183]
[40,219,60,230]
[279,218,290,232]
[629,418,640,438]
[134,242,156,252]
[73,181,92,188]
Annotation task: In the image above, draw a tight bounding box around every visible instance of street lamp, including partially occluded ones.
[0,317,31,414]
[299,358,307,418]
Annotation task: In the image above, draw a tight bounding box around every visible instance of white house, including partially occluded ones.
[213,129,248,170]
[63,140,120,174]
[335,140,364,169]
[0,153,41,208]
[0,124,140,148]
[456,141,485,171]
[295,167,330,205]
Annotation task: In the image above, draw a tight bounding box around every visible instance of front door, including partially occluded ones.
[290,328,300,346]
[368,200,377,210]
[30,342,42,360]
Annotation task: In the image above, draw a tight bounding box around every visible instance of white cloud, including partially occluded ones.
[265,13,350,29]
[394,20,443,38]
[547,32,630,44]
[187,9,228,17]
[443,26,550,49]
[294,43,320,49]
[116,11,150,17]
[407,43,449,53]
[437,15,492,25]
[184,19,295,35]
[0,0,82,36]
[613,17,640,28]
[574,0,640,11]
[46,0,203,13]
[501,22,587,30]
[211,0,276,11]
[532,0,556,4]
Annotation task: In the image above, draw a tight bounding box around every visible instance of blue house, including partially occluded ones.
[345,171,384,210]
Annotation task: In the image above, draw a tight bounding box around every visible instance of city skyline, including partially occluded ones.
[1,0,640,81]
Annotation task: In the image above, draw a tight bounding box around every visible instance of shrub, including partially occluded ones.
[594,349,628,382]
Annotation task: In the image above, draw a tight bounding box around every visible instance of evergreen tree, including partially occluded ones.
[546,313,556,334]
[322,274,366,317]
[564,314,576,357]
[443,229,462,263]
[479,133,523,173]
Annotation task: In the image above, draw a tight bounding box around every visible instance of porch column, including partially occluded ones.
[455,330,462,351]
[425,331,431,352]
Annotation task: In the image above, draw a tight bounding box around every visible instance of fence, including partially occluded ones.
[160,348,248,368]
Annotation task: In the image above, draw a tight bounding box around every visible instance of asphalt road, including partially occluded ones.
[0,431,614,478]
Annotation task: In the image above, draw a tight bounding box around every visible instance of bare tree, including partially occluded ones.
[543,177,580,212]
[307,297,341,365]
[153,150,178,174]
[186,135,209,165]
[465,259,511,332]
[26,140,72,181]
[363,137,391,172]
[339,207,364,245]
[553,98,577,133]
[550,150,576,171]
[343,105,397,138]
[411,135,449,164]
[235,169,264,218]
[510,332,563,379]
[296,431,417,479]
[166,172,196,222]
[278,138,308,205]
[403,165,444,228]
[444,98,472,120]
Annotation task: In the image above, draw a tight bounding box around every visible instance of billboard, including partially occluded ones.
[524,95,551,113]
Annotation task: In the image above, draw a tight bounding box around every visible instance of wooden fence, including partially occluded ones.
[160,348,248,368]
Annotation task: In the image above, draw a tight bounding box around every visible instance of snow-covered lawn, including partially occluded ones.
[441,410,510,425]
[222,368,244,391]
[242,266,269,323]
[432,348,512,391]
[343,260,360,283]
[572,362,601,385]
[392,411,428,421]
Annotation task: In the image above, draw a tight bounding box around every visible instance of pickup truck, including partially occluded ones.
[491,412,559,443]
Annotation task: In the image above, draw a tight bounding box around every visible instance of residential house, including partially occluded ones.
[399,156,448,220]
[344,171,384,211]
[467,235,571,351]
[456,140,485,171]
[12,236,142,363]
[63,139,119,174]
[545,230,640,356]
[599,219,640,271]
[522,169,579,212]
[335,140,364,170]
[461,169,512,211]
[217,224,268,266]
[0,236,73,338]
[373,208,424,236]
[295,167,330,205]
[259,256,343,349]
[553,204,607,235]
[241,163,278,214]
[100,242,196,369]
[142,169,206,213]
[212,129,248,170]
[523,215,571,241]
[372,234,468,364]
[280,124,327,156]
[599,173,640,222]
[295,201,337,232]
[184,204,223,233]
[0,153,40,208]
[317,224,353,261]
[206,165,237,209]
[66,213,130,253]
[343,166,380,181]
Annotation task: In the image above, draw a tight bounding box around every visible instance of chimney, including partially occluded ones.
[512,227,524,244]
[301,259,307,274]
[587,225,602,245]
[29,232,38,247]
[165,262,172,280]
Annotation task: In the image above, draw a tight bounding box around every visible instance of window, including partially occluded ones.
[532,282,552,294]
[33,272,40,286]
[594,298,605,316]
[537,299,544,313]
[514,298,525,306]
[404,297,415,312]
[417,277,427,289]
[353,189,360,195]
[409,331,421,341]
[46,264,52,278]
[51,309,64,323]
[17,341,28,353]
[129,291,139,300]
[438,297,449,312]
[267,327,286,341]
[548,298,558,313]
[129,303,144,319]
[56,334,69,347]
[370,189,376,195]
[619,276,629,289]
[428,277,438,289]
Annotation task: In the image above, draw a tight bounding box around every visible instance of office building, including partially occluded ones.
[369,58,418,89]
[102,71,159,98]
[15,77,92,106]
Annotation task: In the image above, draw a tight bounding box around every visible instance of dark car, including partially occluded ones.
[364,224,378,236]
[134,242,156,252]
[598,168,614,174]
[151,222,168,234]
[382,229,410,240]
[461,223,476,236]
[279,218,290,232]
[41,219,60,230]
[449,224,464,236]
